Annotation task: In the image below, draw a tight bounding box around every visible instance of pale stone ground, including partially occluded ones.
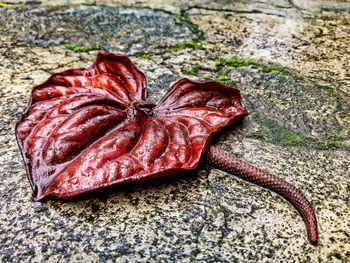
[0,1,349,262]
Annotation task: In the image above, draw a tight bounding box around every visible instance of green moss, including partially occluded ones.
[249,112,303,146]
[125,8,203,60]
[316,84,339,97]
[213,68,236,86]
[174,13,192,24]
[249,111,260,121]
[248,129,273,142]
[135,40,203,59]
[262,65,287,74]
[314,140,341,148]
[186,63,202,76]
[312,137,350,151]
[158,40,203,55]
[138,53,154,60]
[215,57,288,76]
[126,7,203,38]
[172,13,203,37]
[278,129,303,145]
[249,127,350,150]
[215,75,235,86]
[215,58,259,68]
[0,2,39,9]
[249,126,303,146]
[177,40,203,50]
[64,43,100,52]
[248,111,349,151]
[0,2,20,8]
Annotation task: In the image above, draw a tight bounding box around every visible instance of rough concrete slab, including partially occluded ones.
[0,1,349,262]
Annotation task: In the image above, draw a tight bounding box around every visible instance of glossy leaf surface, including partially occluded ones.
[16,52,248,199]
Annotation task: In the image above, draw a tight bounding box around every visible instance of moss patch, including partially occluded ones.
[248,110,350,151]
[64,43,100,52]
[250,129,303,146]
[249,111,303,146]
[186,63,203,76]
[173,13,202,36]
[316,84,339,97]
[143,8,204,38]
[215,58,259,68]
[213,68,236,86]
[135,40,203,59]
[0,2,21,8]
[0,1,39,9]
[215,57,287,75]
[185,60,238,86]
[130,6,205,60]
[262,65,288,74]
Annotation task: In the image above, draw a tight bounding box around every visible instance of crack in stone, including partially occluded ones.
[183,5,287,18]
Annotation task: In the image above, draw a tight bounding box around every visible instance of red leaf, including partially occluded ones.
[16,52,248,200]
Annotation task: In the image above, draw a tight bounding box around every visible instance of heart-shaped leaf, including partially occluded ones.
[16,52,248,199]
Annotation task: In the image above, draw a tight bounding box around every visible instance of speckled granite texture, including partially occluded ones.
[0,0,349,262]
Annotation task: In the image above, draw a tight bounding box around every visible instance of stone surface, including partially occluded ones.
[0,0,349,262]
[0,5,200,53]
